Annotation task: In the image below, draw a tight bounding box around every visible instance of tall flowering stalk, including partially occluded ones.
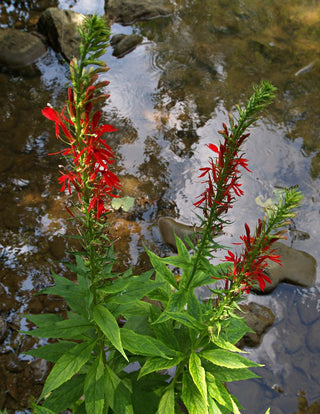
[42,15,120,220]
[23,17,303,414]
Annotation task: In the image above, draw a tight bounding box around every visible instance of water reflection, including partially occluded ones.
[0,0,319,412]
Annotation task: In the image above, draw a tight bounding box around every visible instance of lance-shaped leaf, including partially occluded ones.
[24,341,77,363]
[43,374,85,412]
[189,353,207,404]
[40,339,96,399]
[146,249,178,289]
[153,288,188,325]
[206,372,242,413]
[93,304,127,361]
[156,386,175,414]
[200,349,262,369]
[139,354,184,379]
[166,311,206,331]
[182,372,208,414]
[22,318,94,340]
[120,328,176,359]
[84,351,105,414]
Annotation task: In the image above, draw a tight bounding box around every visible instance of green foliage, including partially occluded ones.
[21,14,304,414]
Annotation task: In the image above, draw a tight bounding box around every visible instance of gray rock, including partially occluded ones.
[37,7,85,61]
[297,295,320,325]
[106,0,173,25]
[158,216,201,251]
[236,302,275,347]
[0,28,46,74]
[257,242,316,293]
[111,33,143,57]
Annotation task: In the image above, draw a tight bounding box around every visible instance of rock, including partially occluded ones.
[0,316,7,342]
[106,0,173,25]
[6,353,25,373]
[0,28,46,74]
[255,242,317,294]
[158,216,201,251]
[111,33,143,57]
[30,358,50,383]
[37,7,85,61]
[236,302,275,347]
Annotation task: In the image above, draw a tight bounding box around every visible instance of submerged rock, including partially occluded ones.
[37,7,84,61]
[106,0,173,25]
[237,302,275,348]
[158,216,201,250]
[111,33,143,57]
[0,28,46,75]
[256,242,316,293]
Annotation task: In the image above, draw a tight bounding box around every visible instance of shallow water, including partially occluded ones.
[0,0,319,412]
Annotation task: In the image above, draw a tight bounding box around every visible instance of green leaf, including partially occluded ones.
[161,255,191,269]
[84,351,105,414]
[104,364,134,414]
[120,328,176,359]
[156,386,175,414]
[146,249,178,289]
[41,339,96,399]
[207,397,225,414]
[93,304,127,361]
[204,363,260,382]
[206,373,241,413]
[192,262,231,289]
[187,291,202,322]
[43,374,85,412]
[210,334,244,353]
[166,311,206,331]
[40,273,87,316]
[175,234,191,262]
[189,353,207,403]
[26,313,64,327]
[106,280,163,304]
[33,406,56,414]
[221,316,253,345]
[139,354,184,379]
[22,318,94,340]
[182,372,208,414]
[200,349,262,369]
[24,341,77,363]
[153,288,188,324]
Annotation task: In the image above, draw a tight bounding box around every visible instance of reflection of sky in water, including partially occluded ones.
[59,0,105,15]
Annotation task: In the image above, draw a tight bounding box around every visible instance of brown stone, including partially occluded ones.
[37,7,84,61]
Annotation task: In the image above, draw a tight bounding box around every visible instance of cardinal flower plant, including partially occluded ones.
[23,15,303,414]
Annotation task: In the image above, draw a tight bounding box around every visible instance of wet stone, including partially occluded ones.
[0,28,46,73]
[30,358,50,384]
[306,318,320,353]
[106,0,173,25]
[6,353,25,373]
[37,7,84,61]
[111,33,143,57]
[236,302,275,347]
[253,242,316,294]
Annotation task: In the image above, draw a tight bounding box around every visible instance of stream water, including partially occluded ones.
[0,0,319,413]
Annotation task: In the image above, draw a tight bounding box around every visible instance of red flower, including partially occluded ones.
[223,220,282,292]
[194,125,251,223]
